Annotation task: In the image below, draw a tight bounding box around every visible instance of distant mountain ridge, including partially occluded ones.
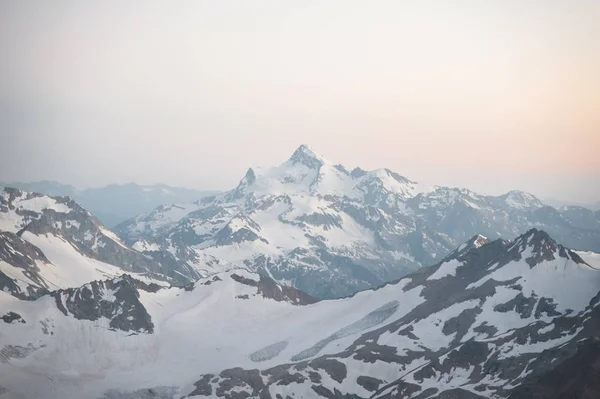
[116,144,600,298]
[0,187,191,298]
[0,181,218,227]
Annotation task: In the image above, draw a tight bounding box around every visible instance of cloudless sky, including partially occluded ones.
[1,1,599,204]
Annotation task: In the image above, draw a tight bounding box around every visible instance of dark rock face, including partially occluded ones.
[141,249,203,284]
[229,273,319,305]
[186,359,351,399]
[50,275,154,333]
[256,275,319,305]
[0,271,23,298]
[430,389,488,399]
[187,374,215,397]
[356,376,382,392]
[494,293,538,318]
[367,291,600,399]
[0,232,51,299]
[0,231,50,271]
[1,312,25,324]
[350,168,367,179]
[0,269,48,300]
[298,213,343,230]
[442,307,481,344]
[100,386,180,398]
[214,368,266,399]
[230,273,260,287]
[309,359,347,383]
[509,338,600,399]
[131,278,164,293]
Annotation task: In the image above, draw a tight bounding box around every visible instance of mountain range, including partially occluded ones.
[1,226,599,398]
[116,145,600,298]
[0,187,198,300]
[0,181,217,227]
[1,144,600,398]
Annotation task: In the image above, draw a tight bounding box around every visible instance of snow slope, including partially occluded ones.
[1,229,599,398]
[0,188,175,297]
[576,250,600,269]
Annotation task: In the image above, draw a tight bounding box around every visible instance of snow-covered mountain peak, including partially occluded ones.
[114,146,600,298]
[50,274,158,334]
[440,229,586,273]
[509,228,588,268]
[0,187,128,246]
[501,189,543,209]
[227,158,325,198]
[513,228,555,250]
[288,144,326,169]
[0,188,109,246]
[1,187,74,220]
[227,168,258,200]
[224,146,421,201]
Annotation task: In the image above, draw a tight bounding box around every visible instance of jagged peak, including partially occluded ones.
[350,167,367,178]
[50,274,163,299]
[1,186,80,211]
[288,144,325,169]
[470,234,490,248]
[0,189,95,235]
[238,167,256,186]
[445,234,491,260]
[227,168,257,201]
[508,228,588,266]
[515,228,555,247]
[443,229,585,271]
[49,274,157,333]
[290,144,320,158]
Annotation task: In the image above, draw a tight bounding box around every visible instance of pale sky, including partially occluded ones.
[1,1,599,204]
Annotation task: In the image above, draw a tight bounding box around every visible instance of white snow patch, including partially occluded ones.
[427,259,462,281]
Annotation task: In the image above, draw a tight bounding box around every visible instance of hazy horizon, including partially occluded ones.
[1,1,599,204]
[1,143,598,209]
